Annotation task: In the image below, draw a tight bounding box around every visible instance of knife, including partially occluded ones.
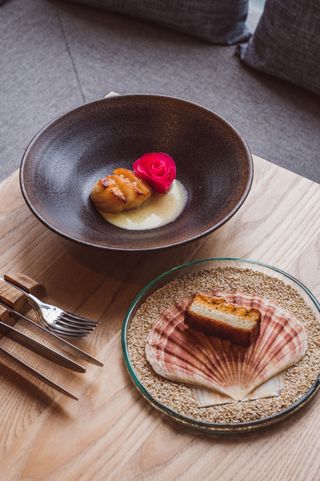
[0,320,86,373]
[0,345,78,400]
[0,302,103,367]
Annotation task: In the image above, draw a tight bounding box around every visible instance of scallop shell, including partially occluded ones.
[195,374,284,406]
[145,291,307,401]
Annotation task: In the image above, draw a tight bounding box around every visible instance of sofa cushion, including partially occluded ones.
[66,0,250,45]
[239,0,320,95]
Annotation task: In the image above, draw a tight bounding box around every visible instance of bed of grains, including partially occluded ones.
[127,267,320,424]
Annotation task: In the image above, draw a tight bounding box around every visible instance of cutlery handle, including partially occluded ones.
[0,302,103,367]
[0,275,103,366]
[0,346,78,400]
[0,303,10,322]
[0,275,43,314]
[0,321,86,373]
[0,278,29,311]
[4,272,45,296]
[0,275,44,316]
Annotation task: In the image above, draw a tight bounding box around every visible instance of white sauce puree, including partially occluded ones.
[101,180,188,230]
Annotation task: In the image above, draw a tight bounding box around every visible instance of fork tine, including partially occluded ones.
[46,323,88,337]
[64,312,98,327]
[46,325,86,338]
[0,302,103,364]
[59,317,97,330]
[55,325,92,337]
[56,319,94,333]
[32,313,89,338]
[56,317,94,332]
[1,276,97,338]
[33,308,94,335]
[60,317,96,329]
[65,311,97,322]
[58,314,97,330]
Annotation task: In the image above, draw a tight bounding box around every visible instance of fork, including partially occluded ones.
[1,277,98,338]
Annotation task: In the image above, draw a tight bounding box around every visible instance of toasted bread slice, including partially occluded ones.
[185,294,261,347]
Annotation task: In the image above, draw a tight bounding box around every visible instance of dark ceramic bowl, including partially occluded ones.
[20,95,253,251]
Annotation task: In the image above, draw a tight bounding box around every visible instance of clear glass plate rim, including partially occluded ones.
[121,257,320,430]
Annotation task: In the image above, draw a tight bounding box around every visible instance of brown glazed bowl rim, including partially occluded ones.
[20,94,253,251]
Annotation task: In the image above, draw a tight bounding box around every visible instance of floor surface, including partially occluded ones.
[1,0,319,183]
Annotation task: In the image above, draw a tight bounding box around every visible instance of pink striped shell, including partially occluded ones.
[145,291,307,401]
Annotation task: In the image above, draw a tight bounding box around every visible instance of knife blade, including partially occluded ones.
[0,345,78,400]
[0,321,86,373]
[0,302,103,367]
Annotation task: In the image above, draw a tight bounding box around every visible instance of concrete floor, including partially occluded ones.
[1,0,319,183]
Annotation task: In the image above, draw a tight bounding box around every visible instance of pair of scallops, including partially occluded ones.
[91,168,152,214]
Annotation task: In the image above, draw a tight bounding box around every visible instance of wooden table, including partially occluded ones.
[0,156,319,481]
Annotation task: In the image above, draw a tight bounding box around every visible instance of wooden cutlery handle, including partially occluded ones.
[0,305,10,322]
[4,273,45,296]
[0,281,26,310]
[0,273,44,315]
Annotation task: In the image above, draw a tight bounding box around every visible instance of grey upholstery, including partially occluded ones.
[66,0,251,45]
[240,0,320,96]
[0,0,319,183]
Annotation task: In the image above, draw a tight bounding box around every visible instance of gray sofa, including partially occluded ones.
[1,0,319,182]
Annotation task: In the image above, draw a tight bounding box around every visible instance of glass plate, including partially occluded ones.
[121,258,320,434]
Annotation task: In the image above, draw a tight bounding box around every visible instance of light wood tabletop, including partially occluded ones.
[0,155,319,481]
